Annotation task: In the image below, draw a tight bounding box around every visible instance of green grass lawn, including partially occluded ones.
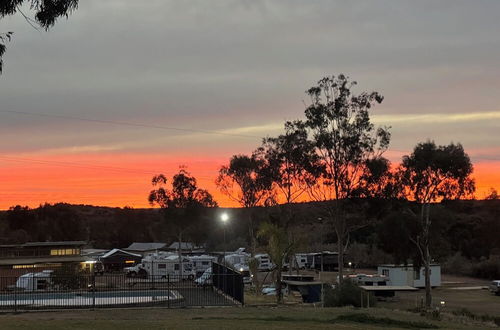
[0,306,496,330]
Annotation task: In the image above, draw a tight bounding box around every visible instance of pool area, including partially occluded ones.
[0,290,183,308]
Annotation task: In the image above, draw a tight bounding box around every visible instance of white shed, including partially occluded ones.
[377,264,441,288]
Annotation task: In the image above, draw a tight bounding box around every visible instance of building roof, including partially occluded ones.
[378,264,440,268]
[126,242,166,251]
[81,249,108,257]
[100,248,142,259]
[22,241,86,247]
[360,285,418,291]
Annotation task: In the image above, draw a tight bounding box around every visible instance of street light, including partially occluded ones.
[221,213,229,265]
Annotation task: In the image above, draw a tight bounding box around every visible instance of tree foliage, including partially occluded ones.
[149,168,217,237]
[256,120,320,205]
[400,141,475,202]
[257,221,293,303]
[0,0,79,73]
[216,154,275,208]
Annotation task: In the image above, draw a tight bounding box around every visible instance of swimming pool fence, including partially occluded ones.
[0,264,243,311]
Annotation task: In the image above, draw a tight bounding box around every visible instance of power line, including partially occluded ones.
[0,110,263,139]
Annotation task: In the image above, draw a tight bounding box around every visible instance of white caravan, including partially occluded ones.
[125,253,195,280]
[16,270,53,291]
[294,254,309,269]
[189,255,216,276]
[224,248,252,283]
[255,253,275,271]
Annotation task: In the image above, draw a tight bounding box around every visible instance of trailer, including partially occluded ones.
[125,253,195,281]
[16,270,53,291]
[255,253,275,271]
[188,255,216,276]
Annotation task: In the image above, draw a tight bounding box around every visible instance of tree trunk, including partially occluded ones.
[337,234,344,286]
[424,203,432,308]
[276,266,283,304]
[424,248,432,308]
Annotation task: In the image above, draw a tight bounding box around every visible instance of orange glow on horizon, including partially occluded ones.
[0,153,499,210]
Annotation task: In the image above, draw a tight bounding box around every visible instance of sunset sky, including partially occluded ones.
[0,0,499,209]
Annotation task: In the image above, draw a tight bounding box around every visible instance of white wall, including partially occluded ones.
[377,265,441,288]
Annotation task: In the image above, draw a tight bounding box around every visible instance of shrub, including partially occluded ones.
[471,257,500,279]
[324,279,376,307]
[442,252,473,276]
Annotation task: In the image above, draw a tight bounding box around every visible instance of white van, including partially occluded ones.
[489,280,500,295]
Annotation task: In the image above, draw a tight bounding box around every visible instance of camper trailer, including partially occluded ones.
[255,253,274,271]
[16,270,53,291]
[189,255,216,276]
[125,253,195,280]
[294,254,309,269]
[224,249,251,283]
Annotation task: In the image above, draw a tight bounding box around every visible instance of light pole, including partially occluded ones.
[221,213,229,265]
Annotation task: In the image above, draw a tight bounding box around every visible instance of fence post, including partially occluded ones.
[240,272,244,306]
[167,274,170,309]
[14,279,17,313]
[92,274,96,310]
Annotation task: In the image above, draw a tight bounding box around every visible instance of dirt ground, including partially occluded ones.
[255,268,500,316]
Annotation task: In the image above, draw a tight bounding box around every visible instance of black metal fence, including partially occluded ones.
[212,262,244,304]
[0,268,243,311]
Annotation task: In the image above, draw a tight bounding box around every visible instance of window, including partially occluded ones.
[158,264,166,269]
[382,269,389,276]
[414,270,421,280]
[50,248,79,256]
[202,261,209,265]
[174,264,179,271]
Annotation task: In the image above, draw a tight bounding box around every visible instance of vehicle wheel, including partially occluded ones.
[138,269,147,279]
[128,271,137,278]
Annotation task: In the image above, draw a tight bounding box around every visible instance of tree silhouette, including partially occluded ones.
[149,168,217,276]
[300,74,391,285]
[399,141,475,308]
[0,0,79,73]
[216,154,274,289]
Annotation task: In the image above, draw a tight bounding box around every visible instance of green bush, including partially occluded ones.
[324,279,376,307]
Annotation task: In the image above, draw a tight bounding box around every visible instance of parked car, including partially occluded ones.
[489,280,500,295]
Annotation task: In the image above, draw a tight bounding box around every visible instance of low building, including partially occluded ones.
[98,249,142,272]
[125,242,167,256]
[0,241,88,288]
[377,264,441,288]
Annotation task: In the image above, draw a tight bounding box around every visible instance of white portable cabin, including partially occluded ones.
[189,255,216,276]
[16,270,53,291]
[377,264,441,288]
